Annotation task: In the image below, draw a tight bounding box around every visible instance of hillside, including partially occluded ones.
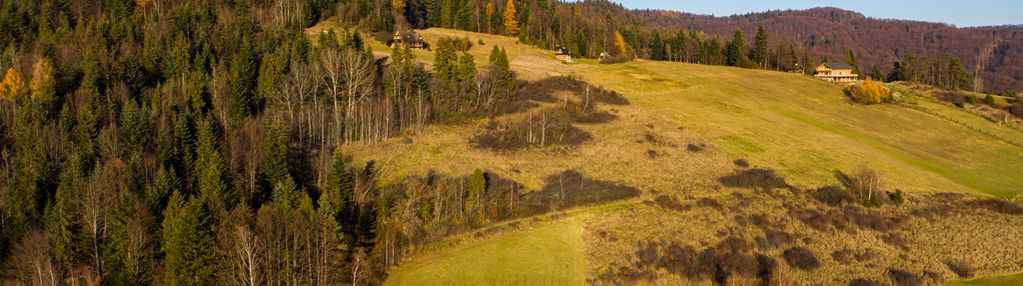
[363,28,1023,285]
[633,7,1023,94]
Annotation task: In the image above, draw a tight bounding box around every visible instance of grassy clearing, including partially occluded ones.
[575,62,1023,196]
[384,219,587,286]
[948,272,1023,286]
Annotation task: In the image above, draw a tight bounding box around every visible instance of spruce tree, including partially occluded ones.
[752,26,768,67]
[325,149,354,219]
[650,31,665,61]
[160,192,215,286]
[726,30,750,68]
[844,48,861,78]
[261,115,290,188]
[947,56,971,90]
[194,119,228,204]
[434,38,458,82]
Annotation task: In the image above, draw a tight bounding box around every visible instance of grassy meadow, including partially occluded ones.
[301,26,1023,285]
[575,62,1023,196]
[384,219,588,286]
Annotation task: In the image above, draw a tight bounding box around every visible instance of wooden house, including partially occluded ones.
[389,30,429,50]
[813,62,858,83]
[783,63,806,74]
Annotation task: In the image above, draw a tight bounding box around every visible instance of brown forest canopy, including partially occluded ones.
[633,7,1023,94]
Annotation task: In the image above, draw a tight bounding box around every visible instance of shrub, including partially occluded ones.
[782,247,820,270]
[944,260,975,278]
[477,39,485,45]
[813,185,854,206]
[733,158,750,168]
[600,54,632,64]
[888,189,905,205]
[984,94,997,106]
[719,168,789,190]
[967,199,1023,215]
[848,79,891,104]
[887,268,923,286]
[654,195,688,211]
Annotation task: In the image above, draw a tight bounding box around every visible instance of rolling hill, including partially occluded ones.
[331,27,1023,285]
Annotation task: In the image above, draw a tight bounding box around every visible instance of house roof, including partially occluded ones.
[821,62,854,70]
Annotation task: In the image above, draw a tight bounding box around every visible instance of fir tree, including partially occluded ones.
[947,56,971,90]
[726,30,750,68]
[160,192,215,286]
[194,119,228,205]
[650,31,665,61]
[845,48,861,78]
[434,38,458,82]
[751,26,768,67]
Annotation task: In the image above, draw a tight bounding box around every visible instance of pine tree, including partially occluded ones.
[120,100,147,155]
[613,31,628,56]
[947,56,971,90]
[195,119,228,204]
[261,115,291,188]
[229,41,257,122]
[844,48,861,78]
[457,52,477,84]
[503,0,518,36]
[726,30,750,67]
[751,26,768,68]
[650,31,665,61]
[0,67,25,100]
[870,64,883,81]
[325,149,354,219]
[465,169,487,213]
[160,192,215,286]
[434,38,458,82]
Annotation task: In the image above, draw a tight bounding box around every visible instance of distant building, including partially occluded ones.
[783,63,806,74]
[389,30,429,50]
[555,46,573,63]
[814,62,858,83]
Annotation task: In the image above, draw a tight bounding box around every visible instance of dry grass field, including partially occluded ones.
[299,25,1023,285]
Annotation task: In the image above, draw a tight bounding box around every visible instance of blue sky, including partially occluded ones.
[614,0,1023,27]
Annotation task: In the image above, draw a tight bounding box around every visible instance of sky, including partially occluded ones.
[613,0,1023,27]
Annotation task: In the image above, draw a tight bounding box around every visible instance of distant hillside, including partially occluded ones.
[633,7,1023,94]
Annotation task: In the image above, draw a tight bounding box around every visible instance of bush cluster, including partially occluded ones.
[848,79,892,104]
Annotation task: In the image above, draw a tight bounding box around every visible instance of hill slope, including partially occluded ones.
[359,28,1023,286]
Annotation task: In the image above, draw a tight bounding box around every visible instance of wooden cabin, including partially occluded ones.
[555,46,573,63]
[814,62,858,83]
[389,30,429,50]
[783,63,806,74]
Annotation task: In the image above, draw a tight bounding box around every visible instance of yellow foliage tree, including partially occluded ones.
[849,78,890,105]
[485,2,495,33]
[613,31,628,56]
[503,0,518,36]
[30,59,55,102]
[0,67,25,100]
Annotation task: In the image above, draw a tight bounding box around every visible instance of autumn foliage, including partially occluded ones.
[848,79,891,105]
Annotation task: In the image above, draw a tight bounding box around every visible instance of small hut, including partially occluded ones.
[555,46,573,63]
[389,30,429,50]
